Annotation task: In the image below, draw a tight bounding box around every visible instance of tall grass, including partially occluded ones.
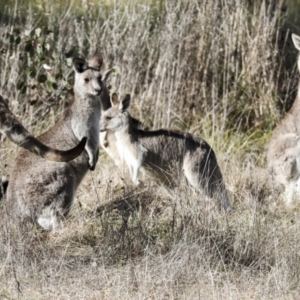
[1,0,300,299]
[0,0,288,136]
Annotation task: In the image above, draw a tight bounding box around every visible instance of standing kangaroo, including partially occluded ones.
[268,33,300,206]
[7,54,110,230]
[99,87,146,169]
[0,95,86,161]
[100,93,233,211]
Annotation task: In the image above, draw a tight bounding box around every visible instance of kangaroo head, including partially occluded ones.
[100,93,131,132]
[292,33,300,72]
[73,54,105,98]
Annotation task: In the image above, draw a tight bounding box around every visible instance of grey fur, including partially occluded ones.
[6,54,110,230]
[0,95,86,161]
[99,84,146,169]
[100,93,233,211]
[267,33,300,206]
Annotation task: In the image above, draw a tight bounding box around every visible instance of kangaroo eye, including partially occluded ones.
[84,78,90,83]
[106,116,112,120]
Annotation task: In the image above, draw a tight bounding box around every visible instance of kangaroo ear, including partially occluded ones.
[111,93,119,107]
[73,58,88,73]
[88,54,103,71]
[102,68,114,82]
[103,66,121,82]
[119,94,131,112]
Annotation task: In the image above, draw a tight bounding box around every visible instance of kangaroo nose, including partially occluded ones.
[95,88,101,95]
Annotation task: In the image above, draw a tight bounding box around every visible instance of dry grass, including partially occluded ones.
[1,0,300,299]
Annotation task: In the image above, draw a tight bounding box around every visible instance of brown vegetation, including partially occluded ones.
[1,0,300,298]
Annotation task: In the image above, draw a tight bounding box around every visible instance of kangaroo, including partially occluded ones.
[267,33,300,206]
[6,54,110,231]
[100,93,233,211]
[0,95,86,161]
[99,88,146,169]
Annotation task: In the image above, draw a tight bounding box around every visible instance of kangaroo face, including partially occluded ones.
[73,56,103,98]
[100,107,124,132]
[100,93,131,132]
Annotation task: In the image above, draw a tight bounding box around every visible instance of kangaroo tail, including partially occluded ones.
[0,96,87,162]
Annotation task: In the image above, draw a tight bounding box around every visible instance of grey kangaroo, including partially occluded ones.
[7,54,111,231]
[100,93,233,211]
[99,88,146,169]
[268,33,300,206]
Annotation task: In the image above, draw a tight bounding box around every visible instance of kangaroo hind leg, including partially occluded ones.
[183,150,233,211]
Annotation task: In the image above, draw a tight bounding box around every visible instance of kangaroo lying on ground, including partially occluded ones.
[267,33,300,206]
[0,95,86,161]
[7,54,110,231]
[100,93,233,211]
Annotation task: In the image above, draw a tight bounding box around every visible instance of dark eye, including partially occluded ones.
[84,78,90,83]
[106,116,112,120]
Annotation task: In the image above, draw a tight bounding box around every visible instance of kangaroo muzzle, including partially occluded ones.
[94,88,102,95]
